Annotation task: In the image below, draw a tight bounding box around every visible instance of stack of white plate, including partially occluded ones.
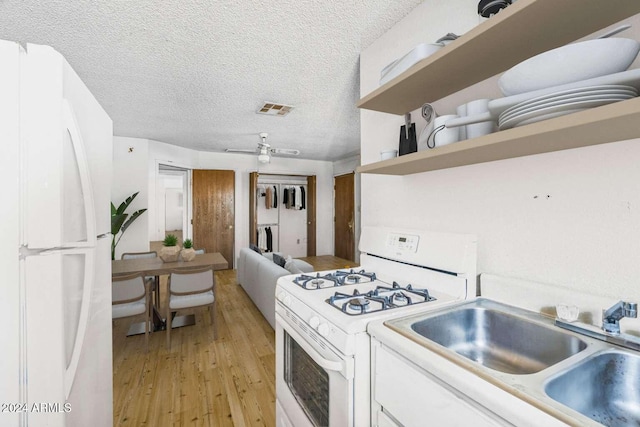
[497,85,637,130]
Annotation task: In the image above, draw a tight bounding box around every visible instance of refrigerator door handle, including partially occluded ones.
[63,247,95,399]
[62,99,97,247]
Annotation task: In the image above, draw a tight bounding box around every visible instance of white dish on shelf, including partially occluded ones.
[498,38,640,96]
[445,70,640,130]
[489,69,640,117]
[498,97,632,130]
[511,108,588,128]
[499,92,635,125]
[380,43,443,86]
[500,86,637,120]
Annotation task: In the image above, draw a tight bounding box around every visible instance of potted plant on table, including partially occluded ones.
[181,239,196,262]
[159,234,181,262]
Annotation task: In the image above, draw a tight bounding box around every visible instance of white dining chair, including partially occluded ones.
[112,272,152,351]
[165,266,216,349]
[122,251,160,307]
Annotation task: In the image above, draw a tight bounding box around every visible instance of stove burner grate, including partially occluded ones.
[292,269,377,289]
[293,273,339,290]
[334,269,377,285]
[326,282,436,315]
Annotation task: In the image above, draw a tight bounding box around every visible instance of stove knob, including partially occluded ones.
[309,316,320,328]
[283,295,292,307]
[317,323,330,337]
[277,291,286,302]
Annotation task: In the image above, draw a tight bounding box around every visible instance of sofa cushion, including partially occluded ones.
[237,247,315,330]
[261,252,283,262]
[273,253,287,268]
[284,260,304,274]
[249,243,262,254]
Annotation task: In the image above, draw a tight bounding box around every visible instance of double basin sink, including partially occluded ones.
[384,299,640,426]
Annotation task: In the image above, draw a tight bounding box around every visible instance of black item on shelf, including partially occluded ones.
[398,123,417,156]
[478,0,512,18]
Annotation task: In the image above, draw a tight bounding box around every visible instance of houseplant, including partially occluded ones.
[180,238,196,262]
[111,192,147,260]
[159,233,181,262]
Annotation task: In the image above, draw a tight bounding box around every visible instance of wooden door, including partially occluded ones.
[192,170,235,269]
[249,172,258,246]
[306,176,317,256]
[334,173,355,261]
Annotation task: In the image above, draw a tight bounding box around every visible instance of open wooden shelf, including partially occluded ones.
[357,0,640,115]
[357,97,640,175]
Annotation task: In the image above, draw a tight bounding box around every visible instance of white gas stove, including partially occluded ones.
[275,226,477,427]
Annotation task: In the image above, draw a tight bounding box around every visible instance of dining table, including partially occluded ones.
[112,252,228,335]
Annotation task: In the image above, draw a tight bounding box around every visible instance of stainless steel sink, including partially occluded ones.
[545,351,640,426]
[408,302,587,374]
[381,298,640,425]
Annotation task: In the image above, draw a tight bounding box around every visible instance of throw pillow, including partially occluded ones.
[273,253,287,268]
[284,260,304,274]
[249,244,262,254]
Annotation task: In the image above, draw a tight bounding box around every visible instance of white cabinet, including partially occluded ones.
[372,342,509,427]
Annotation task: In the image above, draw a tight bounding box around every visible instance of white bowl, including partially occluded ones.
[498,38,640,96]
[380,149,398,160]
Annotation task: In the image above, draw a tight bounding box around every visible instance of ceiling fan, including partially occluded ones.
[225,133,300,163]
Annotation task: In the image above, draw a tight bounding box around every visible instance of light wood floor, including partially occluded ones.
[112,255,357,426]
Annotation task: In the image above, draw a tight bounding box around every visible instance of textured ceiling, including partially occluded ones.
[0,0,424,161]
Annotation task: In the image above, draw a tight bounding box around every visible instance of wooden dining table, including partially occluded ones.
[112,252,228,277]
[112,252,228,335]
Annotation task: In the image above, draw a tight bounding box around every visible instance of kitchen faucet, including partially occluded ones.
[556,300,640,352]
[602,301,638,334]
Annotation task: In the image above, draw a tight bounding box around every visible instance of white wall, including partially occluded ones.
[112,136,150,259]
[360,0,640,300]
[113,137,334,265]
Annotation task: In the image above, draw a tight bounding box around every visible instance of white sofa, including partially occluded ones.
[237,248,314,328]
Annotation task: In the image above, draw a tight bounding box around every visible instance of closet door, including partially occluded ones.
[193,169,235,268]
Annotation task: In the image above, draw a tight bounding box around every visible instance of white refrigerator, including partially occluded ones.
[1,40,113,427]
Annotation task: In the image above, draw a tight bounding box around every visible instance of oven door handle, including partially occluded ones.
[277,314,352,378]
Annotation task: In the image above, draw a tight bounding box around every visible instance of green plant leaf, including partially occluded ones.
[163,233,178,246]
[121,209,147,233]
[115,191,139,215]
[111,213,127,235]
[111,192,147,259]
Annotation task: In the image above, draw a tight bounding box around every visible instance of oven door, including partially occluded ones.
[276,312,354,427]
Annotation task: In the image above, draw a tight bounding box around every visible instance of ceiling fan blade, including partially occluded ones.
[271,147,300,156]
[225,148,258,153]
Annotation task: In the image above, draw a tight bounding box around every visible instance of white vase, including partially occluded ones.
[180,248,196,262]
[159,245,181,262]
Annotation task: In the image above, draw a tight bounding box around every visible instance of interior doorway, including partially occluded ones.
[155,164,190,247]
[249,172,316,256]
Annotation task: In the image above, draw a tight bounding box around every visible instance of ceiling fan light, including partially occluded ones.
[258,153,270,163]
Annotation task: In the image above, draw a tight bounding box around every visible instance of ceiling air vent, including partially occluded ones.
[256,102,294,117]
